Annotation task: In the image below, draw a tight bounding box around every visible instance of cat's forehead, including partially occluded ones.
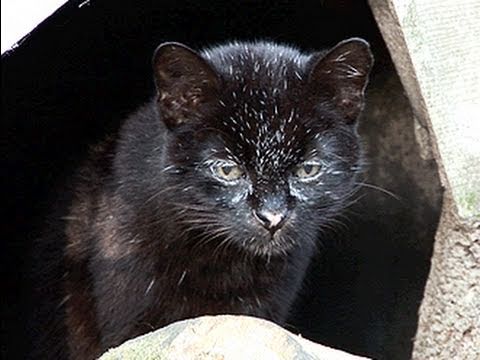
[201,43,318,173]
[214,86,310,174]
[203,41,309,93]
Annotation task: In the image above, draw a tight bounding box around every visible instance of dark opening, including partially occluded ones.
[1,1,443,358]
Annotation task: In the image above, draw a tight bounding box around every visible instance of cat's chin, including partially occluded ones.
[240,232,297,257]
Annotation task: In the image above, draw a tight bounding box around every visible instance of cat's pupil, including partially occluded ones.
[304,164,313,174]
[222,166,232,175]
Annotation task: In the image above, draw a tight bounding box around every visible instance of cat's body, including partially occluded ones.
[35,39,372,359]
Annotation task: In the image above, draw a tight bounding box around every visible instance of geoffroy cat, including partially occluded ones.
[34,38,373,359]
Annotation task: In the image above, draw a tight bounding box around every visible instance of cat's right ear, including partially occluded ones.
[307,38,373,124]
[152,42,220,129]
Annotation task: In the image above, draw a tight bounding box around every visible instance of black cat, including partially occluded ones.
[36,38,373,359]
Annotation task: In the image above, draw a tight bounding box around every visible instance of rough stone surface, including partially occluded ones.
[369,0,480,219]
[412,200,480,360]
[369,1,480,359]
[99,315,370,360]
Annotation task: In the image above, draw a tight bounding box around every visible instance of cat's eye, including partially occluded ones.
[294,163,322,179]
[213,163,244,181]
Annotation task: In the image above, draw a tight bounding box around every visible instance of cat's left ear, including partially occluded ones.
[308,38,373,124]
[152,42,221,129]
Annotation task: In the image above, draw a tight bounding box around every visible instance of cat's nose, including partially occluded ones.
[253,208,290,233]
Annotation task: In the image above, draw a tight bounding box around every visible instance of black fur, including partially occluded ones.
[34,39,373,359]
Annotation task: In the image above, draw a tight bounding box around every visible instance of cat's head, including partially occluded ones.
[151,40,373,256]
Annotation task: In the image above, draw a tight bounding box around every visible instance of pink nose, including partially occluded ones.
[253,209,289,232]
[263,212,284,227]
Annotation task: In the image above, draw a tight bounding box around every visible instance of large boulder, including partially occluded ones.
[100,315,370,360]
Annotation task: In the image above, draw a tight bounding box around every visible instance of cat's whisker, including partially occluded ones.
[326,217,349,232]
[212,233,235,262]
[142,185,181,206]
[180,218,222,226]
[355,182,401,201]
[190,226,233,252]
[171,203,217,213]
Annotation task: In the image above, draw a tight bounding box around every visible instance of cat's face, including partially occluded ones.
[153,40,372,256]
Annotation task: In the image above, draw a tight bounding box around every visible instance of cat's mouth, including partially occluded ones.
[237,208,299,255]
[241,226,296,257]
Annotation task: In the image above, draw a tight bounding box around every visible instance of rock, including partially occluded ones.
[100,315,370,360]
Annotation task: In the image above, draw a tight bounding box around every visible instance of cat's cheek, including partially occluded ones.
[290,185,309,202]
[289,180,324,204]
[211,181,250,207]
[229,188,249,205]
